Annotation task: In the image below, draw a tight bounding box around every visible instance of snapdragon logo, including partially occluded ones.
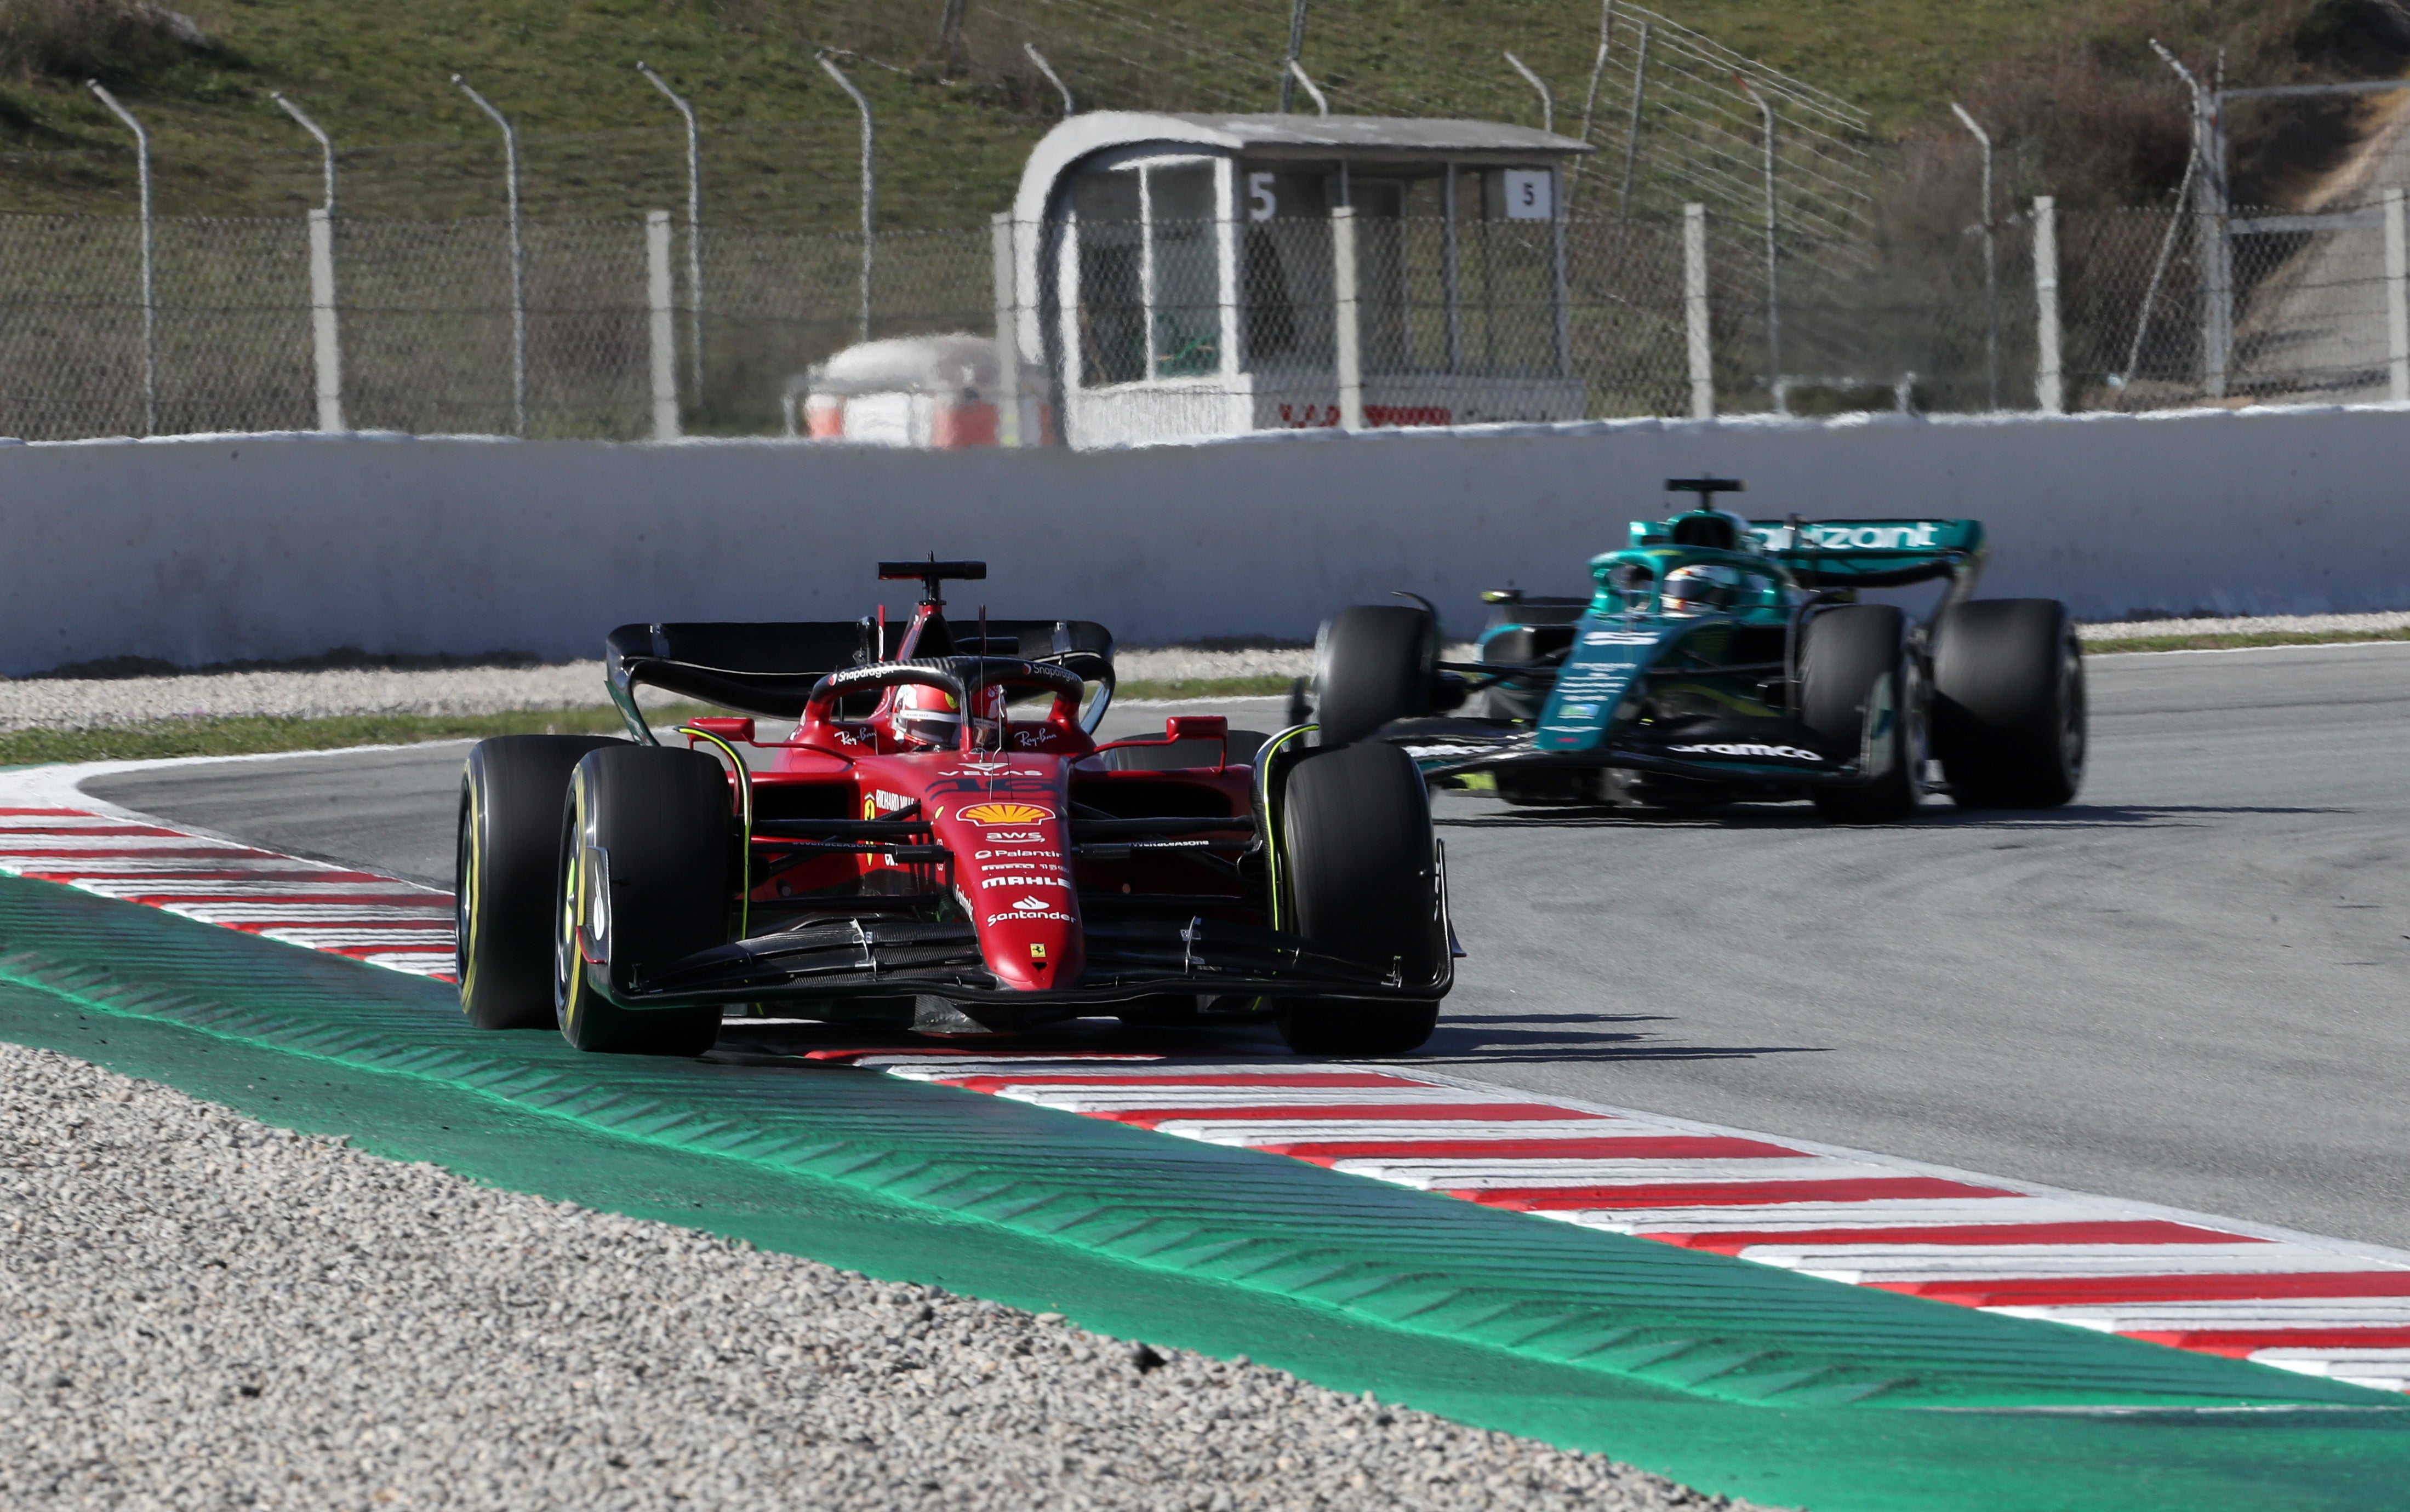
[1668,741,1821,762]
[979,875,1064,890]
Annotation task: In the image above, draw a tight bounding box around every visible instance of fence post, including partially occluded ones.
[647,211,680,440]
[1735,77,1780,393]
[306,209,344,432]
[991,211,1021,447]
[1024,43,1076,116]
[1551,165,1572,380]
[636,64,705,404]
[816,53,876,344]
[1278,0,1309,112]
[1618,21,1649,222]
[2388,188,2409,404]
[1684,202,1712,419]
[452,76,526,437]
[1949,102,2000,410]
[272,93,344,433]
[86,82,154,437]
[2202,99,2232,400]
[1332,204,1363,431]
[2033,195,2063,415]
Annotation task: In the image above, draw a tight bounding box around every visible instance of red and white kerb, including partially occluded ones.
[8,802,2409,1397]
[0,808,456,981]
[837,1052,2410,1398]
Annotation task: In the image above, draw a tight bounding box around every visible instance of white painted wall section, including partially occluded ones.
[2,404,2406,674]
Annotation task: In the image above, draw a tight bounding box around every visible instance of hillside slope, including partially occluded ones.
[0,0,2088,228]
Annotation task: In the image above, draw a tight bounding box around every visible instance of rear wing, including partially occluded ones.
[1747,518,1985,590]
[605,618,1114,736]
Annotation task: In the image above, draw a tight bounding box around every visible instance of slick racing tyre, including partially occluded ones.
[456,734,624,1030]
[1799,603,1924,824]
[1276,742,1444,1057]
[1932,598,2085,808]
[555,745,734,1057]
[1314,605,1436,746]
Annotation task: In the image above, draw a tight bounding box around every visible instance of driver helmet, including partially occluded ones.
[966,680,1009,748]
[892,680,1009,750]
[1661,563,1743,616]
[893,683,963,749]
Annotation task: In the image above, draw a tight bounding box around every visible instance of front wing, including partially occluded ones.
[601,909,1454,1010]
[1383,716,1888,789]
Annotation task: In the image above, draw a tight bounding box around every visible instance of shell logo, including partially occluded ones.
[960,801,1053,826]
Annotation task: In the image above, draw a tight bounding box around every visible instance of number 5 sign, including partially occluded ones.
[1502,169,1552,220]
[1248,172,1277,221]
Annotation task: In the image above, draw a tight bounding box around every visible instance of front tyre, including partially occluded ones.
[555,745,733,1057]
[1799,604,1924,824]
[1932,599,2085,808]
[1275,742,1444,1056]
[456,734,623,1029]
[1313,605,1436,746]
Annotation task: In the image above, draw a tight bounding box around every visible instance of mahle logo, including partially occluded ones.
[960,801,1053,826]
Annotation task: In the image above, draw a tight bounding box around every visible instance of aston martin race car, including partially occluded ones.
[1313,478,2085,821]
[454,559,1453,1059]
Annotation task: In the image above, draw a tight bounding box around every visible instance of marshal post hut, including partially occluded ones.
[1003,112,1592,449]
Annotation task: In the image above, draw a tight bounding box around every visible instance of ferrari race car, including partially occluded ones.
[454,560,1453,1059]
[1313,478,2085,821]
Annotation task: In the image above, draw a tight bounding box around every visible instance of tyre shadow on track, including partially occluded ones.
[1413,1013,1828,1064]
[704,1013,1812,1069]
[1432,802,2343,832]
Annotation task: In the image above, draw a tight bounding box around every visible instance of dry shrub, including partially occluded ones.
[1889,0,2410,230]
[0,0,210,87]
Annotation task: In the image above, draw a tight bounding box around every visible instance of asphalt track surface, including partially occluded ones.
[84,644,2410,1253]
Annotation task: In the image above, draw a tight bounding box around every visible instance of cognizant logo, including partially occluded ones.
[1803,522,1938,550]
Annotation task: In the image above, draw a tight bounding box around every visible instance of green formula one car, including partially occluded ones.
[1312,478,2085,822]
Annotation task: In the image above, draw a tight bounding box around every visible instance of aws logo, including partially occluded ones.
[960,801,1054,826]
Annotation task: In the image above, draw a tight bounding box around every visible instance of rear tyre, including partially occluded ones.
[1799,604,1923,824]
[456,734,623,1029]
[555,745,733,1057]
[1932,599,2085,808]
[1314,605,1435,746]
[1275,743,1444,1057]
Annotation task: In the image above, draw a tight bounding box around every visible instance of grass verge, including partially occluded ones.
[14,627,2407,769]
[0,706,639,766]
[1113,675,1299,703]
[0,685,1311,765]
[2081,626,2410,655]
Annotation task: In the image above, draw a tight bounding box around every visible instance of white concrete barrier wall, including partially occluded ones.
[4,404,2408,675]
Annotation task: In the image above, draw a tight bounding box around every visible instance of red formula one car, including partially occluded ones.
[454,560,1453,1059]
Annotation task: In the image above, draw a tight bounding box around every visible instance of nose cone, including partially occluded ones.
[935,796,1083,990]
